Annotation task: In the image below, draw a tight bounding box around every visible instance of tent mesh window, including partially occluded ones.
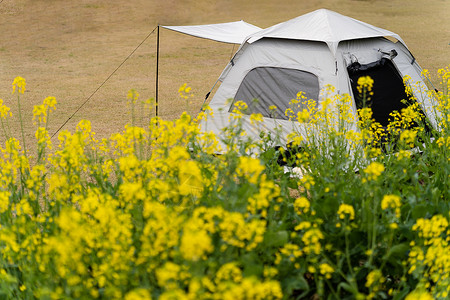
[230,67,320,120]
[347,58,411,127]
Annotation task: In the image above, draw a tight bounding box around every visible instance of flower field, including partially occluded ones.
[0,67,449,299]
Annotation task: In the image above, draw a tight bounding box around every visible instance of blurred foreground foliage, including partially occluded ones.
[0,67,449,299]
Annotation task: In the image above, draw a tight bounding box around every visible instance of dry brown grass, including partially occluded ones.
[0,0,448,147]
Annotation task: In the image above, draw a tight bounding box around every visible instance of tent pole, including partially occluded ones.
[156,25,160,118]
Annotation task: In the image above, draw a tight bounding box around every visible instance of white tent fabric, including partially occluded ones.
[246,9,406,55]
[162,9,436,152]
[193,10,437,151]
[162,21,262,44]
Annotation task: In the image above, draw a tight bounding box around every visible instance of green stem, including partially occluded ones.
[17,94,27,155]
[322,252,360,295]
[368,196,379,266]
[131,99,135,127]
[0,117,9,140]
[345,230,359,293]
[324,277,339,299]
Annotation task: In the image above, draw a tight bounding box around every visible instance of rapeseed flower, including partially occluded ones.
[294,196,310,214]
[400,129,417,148]
[178,160,204,196]
[357,76,374,105]
[180,220,214,261]
[300,174,315,190]
[231,100,248,115]
[365,269,385,292]
[365,269,380,287]
[297,109,310,123]
[396,149,412,160]
[302,228,324,255]
[156,262,190,289]
[319,263,334,279]
[337,203,355,220]
[236,156,265,185]
[178,83,194,100]
[363,161,385,182]
[219,212,266,250]
[35,127,51,149]
[0,190,10,213]
[247,178,279,217]
[215,262,242,283]
[295,221,312,231]
[381,194,401,218]
[43,96,57,109]
[127,88,140,103]
[0,99,12,119]
[12,76,26,94]
[279,243,303,262]
[412,215,448,239]
[249,113,263,125]
[124,289,152,300]
[405,290,433,300]
[0,74,448,299]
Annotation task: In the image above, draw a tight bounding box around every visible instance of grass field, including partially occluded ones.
[0,0,448,143]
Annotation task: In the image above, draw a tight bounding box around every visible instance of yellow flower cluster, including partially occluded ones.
[220,212,266,251]
[230,100,248,117]
[294,196,310,215]
[178,83,194,100]
[412,215,448,239]
[365,269,385,298]
[276,243,303,265]
[408,215,450,298]
[381,194,401,218]
[400,129,417,148]
[436,136,450,149]
[405,290,433,300]
[301,228,324,255]
[363,161,385,182]
[12,76,26,94]
[300,174,315,190]
[297,109,310,123]
[249,112,264,125]
[357,76,374,97]
[236,156,265,185]
[337,203,355,220]
[319,263,334,279]
[0,68,448,299]
[0,99,12,119]
[0,79,290,299]
[247,179,280,218]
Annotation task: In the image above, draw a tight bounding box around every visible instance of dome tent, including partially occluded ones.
[163,9,437,150]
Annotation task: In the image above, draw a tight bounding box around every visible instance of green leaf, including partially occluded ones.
[264,230,289,248]
[383,243,408,261]
[392,287,410,300]
[282,275,309,296]
[242,253,263,277]
[338,282,358,295]
[243,264,263,278]
[411,203,434,219]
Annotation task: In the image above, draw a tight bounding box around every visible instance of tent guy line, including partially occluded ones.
[51,26,158,139]
[51,20,257,139]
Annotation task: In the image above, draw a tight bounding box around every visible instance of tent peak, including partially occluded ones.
[246,9,406,55]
